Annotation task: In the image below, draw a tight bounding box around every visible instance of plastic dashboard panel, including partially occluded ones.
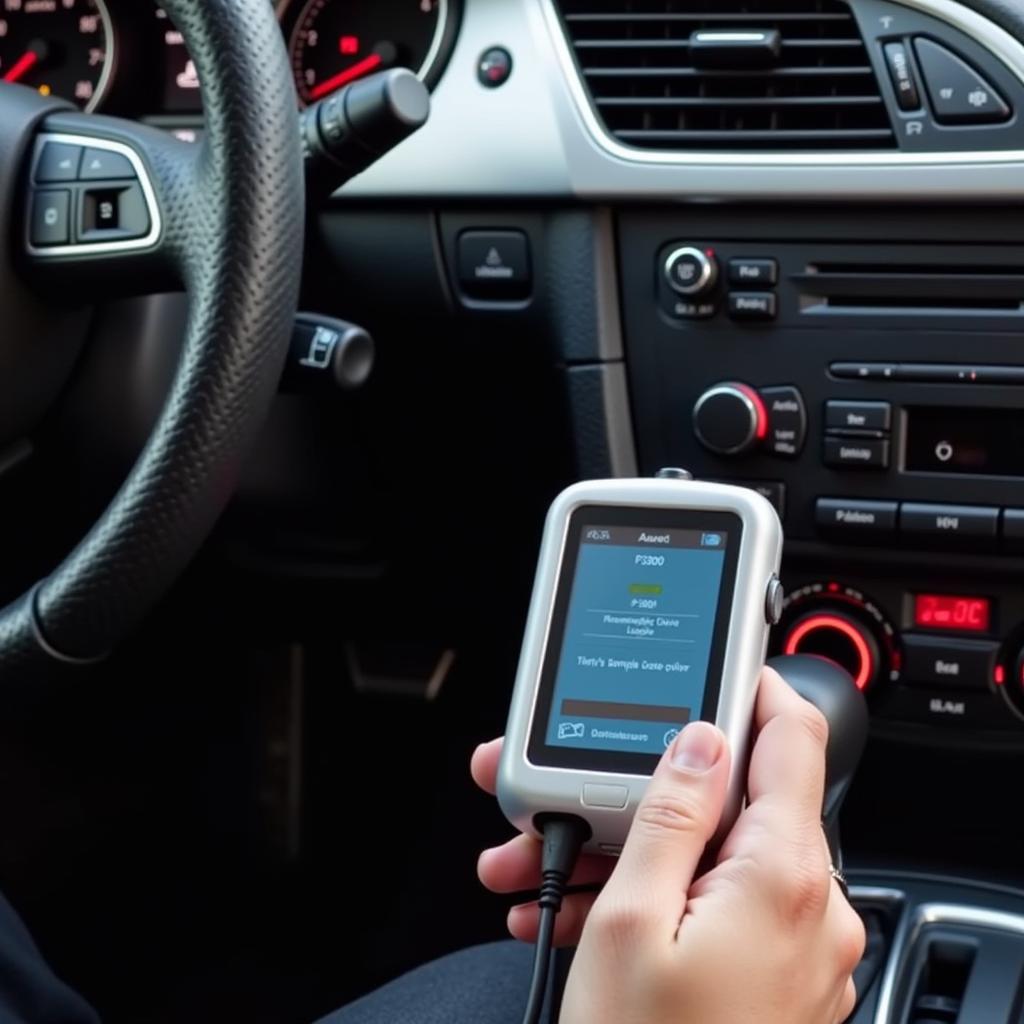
[341,0,1024,200]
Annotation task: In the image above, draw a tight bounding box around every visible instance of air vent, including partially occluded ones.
[555,0,896,150]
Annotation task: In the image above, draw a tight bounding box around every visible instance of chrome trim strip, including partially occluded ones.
[872,901,1024,1024]
[26,132,162,258]
[536,0,1024,167]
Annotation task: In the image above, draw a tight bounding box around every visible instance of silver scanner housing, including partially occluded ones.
[497,477,783,855]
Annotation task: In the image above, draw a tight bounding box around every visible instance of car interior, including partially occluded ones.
[3,0,1024,1021]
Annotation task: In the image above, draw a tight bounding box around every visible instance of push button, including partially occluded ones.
[902,634,998,691]
[823,437,889,469]
[1003,509,1024,551]
[581,784,629,810]
[759,386,805,457]
[80,147,137,180]
[900,503,998,541]
[30,190,71,247]
[883,42,921,111]
[914,38,1010,124]
[728,292,776,320]
[457,230,531,300]
[728,258,777,286]
[825,400,891,433]
[816,498,897,536]
[35,142,82,183]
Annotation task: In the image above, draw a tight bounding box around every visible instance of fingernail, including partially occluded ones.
[671,721,724,772]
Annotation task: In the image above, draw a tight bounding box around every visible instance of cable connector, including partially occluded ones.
[521,816,590,1024]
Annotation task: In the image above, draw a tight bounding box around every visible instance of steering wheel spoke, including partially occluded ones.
[22,110,196,297]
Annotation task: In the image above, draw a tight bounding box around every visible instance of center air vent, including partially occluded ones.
[555,0,896,150]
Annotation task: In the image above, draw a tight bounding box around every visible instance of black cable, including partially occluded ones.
[520,817,590,1024]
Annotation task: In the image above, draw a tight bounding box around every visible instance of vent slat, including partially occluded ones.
[597,95,884,107]
[556,0,895,151]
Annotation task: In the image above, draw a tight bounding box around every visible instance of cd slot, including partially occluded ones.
[796,262,1024,315]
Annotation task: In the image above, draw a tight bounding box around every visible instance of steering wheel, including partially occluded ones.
[0,0,303,675]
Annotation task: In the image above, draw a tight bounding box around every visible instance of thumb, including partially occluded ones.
[600,721,730,933]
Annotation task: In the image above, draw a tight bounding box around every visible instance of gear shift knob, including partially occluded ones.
[767,654,869,863]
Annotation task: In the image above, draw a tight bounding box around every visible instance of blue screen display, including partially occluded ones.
[545,525,728,756]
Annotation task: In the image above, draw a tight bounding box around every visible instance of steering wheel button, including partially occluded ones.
[30,190,71,247]
[80,147,136,181]
[35,142,82,183]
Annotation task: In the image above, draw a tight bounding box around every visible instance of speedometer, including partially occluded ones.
[0,0,113,112]
[282,0,453,106]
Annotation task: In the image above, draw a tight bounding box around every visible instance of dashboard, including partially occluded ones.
[0,0,459,128]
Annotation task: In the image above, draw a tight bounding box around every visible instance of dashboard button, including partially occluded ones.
[914,38,1010,124]
[728,258,777,286]
[457,230,531,300]
[876,685,1009,728]
[1003,509,1024,550]
[900,503,998,541]
[883,42,921,111]
[30,190,71,247]
[816,498,897,536]
[823,437,889,469]
[902,634,998,691]
[728,292,776,320]
[581,784,629,809]
[35,142,82,183]
[478,47,513,88]
[825,400,891,433]
[760,385,805,457]
[664,246,718,296]
[80,147,136,180]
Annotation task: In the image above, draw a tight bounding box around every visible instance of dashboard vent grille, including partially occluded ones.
[555,0,895,150]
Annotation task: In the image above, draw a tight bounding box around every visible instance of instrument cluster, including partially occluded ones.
[0,0,458,123]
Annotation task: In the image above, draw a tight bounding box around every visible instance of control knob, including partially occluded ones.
[663,246,719,297]
[692,381,768,456]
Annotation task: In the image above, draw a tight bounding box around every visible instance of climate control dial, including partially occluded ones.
[692,382,768,456]
[775,583,901,693]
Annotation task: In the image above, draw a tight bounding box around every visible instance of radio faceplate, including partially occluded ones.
[618,208,1024,556]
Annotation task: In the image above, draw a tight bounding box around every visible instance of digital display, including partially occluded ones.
[905,407,1024,477]
[914,594,991,633]
[528,506,741,773]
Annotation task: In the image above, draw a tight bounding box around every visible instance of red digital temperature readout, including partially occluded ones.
[914,594,991,633]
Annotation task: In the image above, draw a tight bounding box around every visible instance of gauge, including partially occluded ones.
[0,0,113,112]
[282,0,453,106]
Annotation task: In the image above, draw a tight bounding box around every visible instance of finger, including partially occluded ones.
[599,721,730,933]
[746,666,829,830]
[470,738,503,796]
[478,833,615,894]
[508,891,600,947]
[834,976,857,1023]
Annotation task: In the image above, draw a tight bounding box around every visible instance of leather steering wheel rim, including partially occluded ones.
[0,0,303,673]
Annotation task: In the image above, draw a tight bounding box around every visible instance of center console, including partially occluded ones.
[618,205,1024,743]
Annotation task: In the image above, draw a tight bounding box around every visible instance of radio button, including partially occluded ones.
[1003,509,1024,550]
[760,385,806,457]
[900,503,998,541]
[728,292,776,320]
[823,438,889,469]
[728,258,777,286]
[816,498,897,536]
[582,784,629,809]
[902,634,998,691]
[825,400,891,432]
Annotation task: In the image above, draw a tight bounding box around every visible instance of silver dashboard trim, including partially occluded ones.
[26,133,162,258]
[872,901,1024,1024]
[538,0,1024,168]
[343,0,1024,199]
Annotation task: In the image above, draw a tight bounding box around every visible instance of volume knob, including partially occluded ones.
[692,382,767,456]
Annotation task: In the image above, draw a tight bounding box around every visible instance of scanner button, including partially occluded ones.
[582,784,629,809]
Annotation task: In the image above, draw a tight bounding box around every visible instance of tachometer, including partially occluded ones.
[282,0,451,106]
[0,0,113,112]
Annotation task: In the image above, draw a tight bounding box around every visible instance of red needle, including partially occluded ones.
[309,52,383,101]
[3,50,39,84]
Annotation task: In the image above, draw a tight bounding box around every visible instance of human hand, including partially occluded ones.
[559,666,866,1024]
